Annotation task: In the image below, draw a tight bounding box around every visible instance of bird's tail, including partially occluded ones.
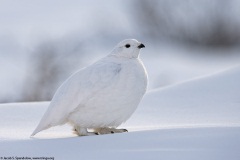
[31,127,41,137]
[30,120,51,137]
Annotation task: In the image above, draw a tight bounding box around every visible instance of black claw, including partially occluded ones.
[95,132,99,135]
[111,131,114,134]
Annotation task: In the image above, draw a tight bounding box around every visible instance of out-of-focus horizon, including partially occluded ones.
[1,0,240,103]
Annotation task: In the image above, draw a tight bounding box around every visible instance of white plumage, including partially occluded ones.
[31,39,148,136]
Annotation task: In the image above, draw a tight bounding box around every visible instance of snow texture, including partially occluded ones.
[0,65,240,160]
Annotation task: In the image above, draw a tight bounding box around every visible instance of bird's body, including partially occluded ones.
[31,39,148,136]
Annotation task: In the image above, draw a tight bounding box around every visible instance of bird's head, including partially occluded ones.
[110,39,145,58]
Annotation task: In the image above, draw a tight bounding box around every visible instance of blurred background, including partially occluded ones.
[1,0,240,103]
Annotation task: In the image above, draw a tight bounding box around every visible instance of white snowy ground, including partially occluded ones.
[0,65,240,160]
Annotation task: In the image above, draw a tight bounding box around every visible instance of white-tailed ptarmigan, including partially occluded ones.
[31,39,148,136]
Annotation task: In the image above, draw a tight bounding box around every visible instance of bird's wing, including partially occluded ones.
[31,59,122,136]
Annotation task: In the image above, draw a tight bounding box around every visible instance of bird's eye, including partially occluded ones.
[125,44,130,48]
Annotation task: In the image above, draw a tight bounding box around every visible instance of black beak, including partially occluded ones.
[138,43,145,49]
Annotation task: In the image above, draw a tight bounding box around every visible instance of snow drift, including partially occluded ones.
[0,65,240,160]
[126,65,240,129]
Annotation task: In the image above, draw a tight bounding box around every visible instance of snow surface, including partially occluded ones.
[1,65,240,159]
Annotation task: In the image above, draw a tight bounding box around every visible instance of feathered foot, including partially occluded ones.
[73,126,99,136]
[94,127,128,135]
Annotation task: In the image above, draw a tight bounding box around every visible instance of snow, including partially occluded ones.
[126,65,240,129]
[1,128,240,160]
[1,65,240,160]
[1,1,240,159]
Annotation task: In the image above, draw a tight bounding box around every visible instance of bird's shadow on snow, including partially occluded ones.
[28,128,148,140]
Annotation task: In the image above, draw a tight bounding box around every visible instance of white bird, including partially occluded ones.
[31,39,148,136]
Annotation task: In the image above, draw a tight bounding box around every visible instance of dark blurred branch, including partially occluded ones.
[21,39,84,102]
